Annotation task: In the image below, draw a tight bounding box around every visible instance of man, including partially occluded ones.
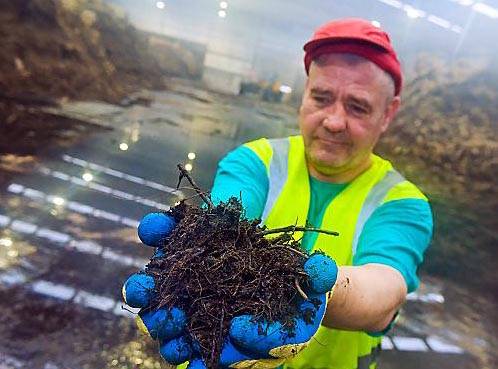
[208,18,433,368]
[124,18,433,369]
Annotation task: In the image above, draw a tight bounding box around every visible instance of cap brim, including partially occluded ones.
[303,36,391,53]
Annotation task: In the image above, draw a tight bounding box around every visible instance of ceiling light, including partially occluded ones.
[119,142,129,151]
[427,15,451,29]
[453,0,474,6]
[188,152,196,160]
[218,10,226,18]
[185,163,193,172]
[0,238,13,247]
[219,1,228,9]
[279,85,292,94]
[378,0,402,9]
[473,2,498,18]
[51,196,66,206]
[82,172,94,182]
[156,1,165,9]
[404,5,425,19]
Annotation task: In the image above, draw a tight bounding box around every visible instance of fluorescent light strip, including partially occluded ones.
[376,0,465,33]
[406,291,445,304]
[382,336,395,349]
[428,15,452,29]
[62,154,182,196]
[403,4,426,18]
[426,336,465,354]
[0,268,139,319]
[391,336,429,351]
[449,0,474,6]
[38,166,170,211]
[32,280,76,300]
[0,213,148,269]
[473,2,498,18]
[74,290,117,311]
[7,183,140,229]
[450,0,498,18]
[378,0,403,9]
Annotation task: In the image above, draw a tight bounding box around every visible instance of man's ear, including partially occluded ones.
[381,96,401,133]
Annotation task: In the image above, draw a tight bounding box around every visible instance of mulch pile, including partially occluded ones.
[377,56,498,293]
[0,0,165,104]
[379,56,497,204]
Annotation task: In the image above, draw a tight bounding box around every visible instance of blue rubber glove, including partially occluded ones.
[122,212,338,369]
[122,212,196,366]
[216,253,337,369]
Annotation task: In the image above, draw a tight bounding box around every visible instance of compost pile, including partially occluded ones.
[0,0,165,104]
[144,172,329,368]
[378,56,497,202]
[376,55,498,294]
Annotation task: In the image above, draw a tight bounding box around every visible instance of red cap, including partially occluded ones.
[303,18,403,96]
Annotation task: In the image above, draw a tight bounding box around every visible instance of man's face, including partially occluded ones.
[299,53,400,179]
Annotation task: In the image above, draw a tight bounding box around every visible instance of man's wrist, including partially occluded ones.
[366,311,399,337]
[321,264,406,331]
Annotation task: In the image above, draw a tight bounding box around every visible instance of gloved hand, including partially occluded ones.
[122,212,194,365]
[122,212,338,369]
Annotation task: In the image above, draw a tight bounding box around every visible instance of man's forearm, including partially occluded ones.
[321,263,407,332]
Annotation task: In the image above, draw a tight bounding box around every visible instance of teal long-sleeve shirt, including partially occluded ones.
[210,146,433,293]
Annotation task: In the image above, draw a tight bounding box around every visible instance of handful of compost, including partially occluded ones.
[122,198,338,369]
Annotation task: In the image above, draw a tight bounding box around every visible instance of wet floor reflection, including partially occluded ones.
[0,231,36,270]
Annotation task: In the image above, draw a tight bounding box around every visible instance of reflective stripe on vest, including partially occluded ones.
[262,137,405,256]
[262,138,290,222]
[351,169,405,255]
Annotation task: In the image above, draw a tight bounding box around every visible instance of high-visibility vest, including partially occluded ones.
[244,135,428,369]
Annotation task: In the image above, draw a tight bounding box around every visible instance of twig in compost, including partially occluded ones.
[177,164,214,209]
[268,245,308,258]
[259,226,339,237]
[294,278,309,301]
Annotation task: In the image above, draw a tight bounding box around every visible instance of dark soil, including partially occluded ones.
[145,197,322,369]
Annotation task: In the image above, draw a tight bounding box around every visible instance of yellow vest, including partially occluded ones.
[244,135,427,369]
